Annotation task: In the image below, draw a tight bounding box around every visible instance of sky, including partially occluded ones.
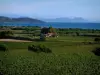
[0,0,100,21]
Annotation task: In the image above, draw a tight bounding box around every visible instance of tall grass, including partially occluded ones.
[0,36,100,75]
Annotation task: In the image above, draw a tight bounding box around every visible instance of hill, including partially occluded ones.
[42,17,88,22]
[0,16,45,23]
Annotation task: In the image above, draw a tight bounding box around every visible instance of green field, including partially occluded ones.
[0,36,100,75]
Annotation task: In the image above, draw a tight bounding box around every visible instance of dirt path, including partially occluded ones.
[0,39,32,42]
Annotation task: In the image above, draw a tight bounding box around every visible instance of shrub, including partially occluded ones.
[28,45,39,52]
[0,44,8,51]
[0,31,13,38]
[82,42,93,45]
[40,34,46,41]
[92,48,100,56]
[76,32,80,36]
[38,44,52,53]
[94,38,100,43]
[28,44,52,53]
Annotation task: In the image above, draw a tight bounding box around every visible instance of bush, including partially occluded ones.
[40,34,46,41]
[28,45,40,53]
[28,44,52,53]
[0,31,13,38]
[92,48,100,56]
[94,38,100,43]
[82,42,93,45]
[0,44,8,51]
[38,44,52,53]
[76,32,80,36]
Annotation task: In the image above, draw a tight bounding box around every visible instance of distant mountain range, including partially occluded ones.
[0,16,45,23]
[42,17,88,22]
[0,15,99,23]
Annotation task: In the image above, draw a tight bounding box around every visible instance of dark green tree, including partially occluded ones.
[0,31,13,38]
[49,25,56,33]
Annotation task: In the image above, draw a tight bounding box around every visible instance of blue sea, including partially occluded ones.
[41,22,100,29]
[0,22,100,29]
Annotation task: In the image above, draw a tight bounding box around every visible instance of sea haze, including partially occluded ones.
[1,22,100,29]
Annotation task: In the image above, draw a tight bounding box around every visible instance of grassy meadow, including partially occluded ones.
[0,36,100,75]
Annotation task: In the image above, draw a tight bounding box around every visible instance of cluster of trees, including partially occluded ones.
[0,26,41,37]
[57,28,100,33]
[56,28,100,36]
[41,26,56,34]
[0,26,40,31]
[0,26,100,39]
[40,26,57,40]
[0,31,13,38]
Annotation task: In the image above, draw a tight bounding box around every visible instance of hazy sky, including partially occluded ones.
[0,0,100,21]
